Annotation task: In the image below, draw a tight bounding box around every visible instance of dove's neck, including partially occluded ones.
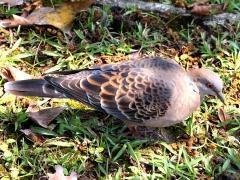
[195,83,207,102]
[188,72,207,102]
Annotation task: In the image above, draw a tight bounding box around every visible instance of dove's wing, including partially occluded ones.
[44,57,181,122]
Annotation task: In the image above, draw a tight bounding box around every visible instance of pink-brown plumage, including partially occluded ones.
[4,57,224,127]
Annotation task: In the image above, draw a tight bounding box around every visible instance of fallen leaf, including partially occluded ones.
[48,165,77,180]
[20,129,45,145]
[27,107,66,128]
[209,143,217,150]
[0,14,30,28]
[0,66,32,81]
[0,0,94,34]
[191,4,211,16]
[186,136,194,153]
[217,107,230,122]
[0,0,24,7]
[191,3,226,16]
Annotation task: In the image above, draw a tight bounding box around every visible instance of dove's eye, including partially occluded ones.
[207,83,213,88]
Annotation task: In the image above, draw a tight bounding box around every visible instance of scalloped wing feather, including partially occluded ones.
[44,57,182,122]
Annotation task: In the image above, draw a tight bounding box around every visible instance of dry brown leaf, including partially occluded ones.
[20,129,45,145]
[191,3,226,16]
[0,66,32,81]
[218,107,226,122]
[0,0,94,34]
[209,143,217,150]
[0,15,30,28]
[217,107,231,122]
[186,136,194,154]
[0,0,24,7]
[27,107,66,128]
[191,5,211,16]
[48,165,77,180]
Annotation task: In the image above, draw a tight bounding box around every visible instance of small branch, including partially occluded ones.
[96,0,190,15]
[204,13,240,26]
[95,0,240,25]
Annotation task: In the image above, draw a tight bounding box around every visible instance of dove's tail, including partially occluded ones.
[4,79,65,98]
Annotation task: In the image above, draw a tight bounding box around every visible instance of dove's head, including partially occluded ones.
[188,68,224,103]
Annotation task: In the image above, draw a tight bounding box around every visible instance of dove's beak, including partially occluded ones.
[216,91,225,104]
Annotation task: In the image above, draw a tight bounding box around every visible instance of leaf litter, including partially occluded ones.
[0,0,94,34]
[20,129,45,145]
[27,106,67,128]
[189,0,227,16]
[0,66,33,81]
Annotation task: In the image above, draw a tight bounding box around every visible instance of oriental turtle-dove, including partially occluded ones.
[4,57,224,127]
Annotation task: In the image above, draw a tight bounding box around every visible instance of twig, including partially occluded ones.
[95,0,240,25]
[96,0,190,15]
[204,13,240,26]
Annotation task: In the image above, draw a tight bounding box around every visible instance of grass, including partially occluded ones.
[0,1,240,179]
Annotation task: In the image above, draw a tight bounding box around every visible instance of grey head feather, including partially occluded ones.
[188,68,224,103]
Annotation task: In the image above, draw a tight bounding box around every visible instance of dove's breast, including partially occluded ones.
[127,72,201,127]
